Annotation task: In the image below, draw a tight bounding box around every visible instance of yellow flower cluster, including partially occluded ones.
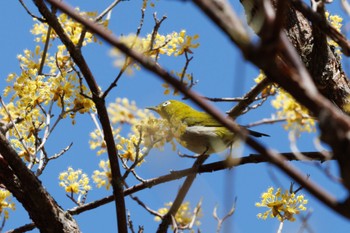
[137,117,177,151]
[255,73,315,133]
[325,12,343,50]
[90,98,174,163]
[2,45,95,161]
[110,30,199,74]
[2,13,100,159]
[116,134,147,162]
[271,89,315,133]
[256,187,308,222]
[59,167,91,195]
[31,10,106,45]
[92,160,112,190]
[154,202,202,228]
[108,98,150,125]
[0,189,15,220]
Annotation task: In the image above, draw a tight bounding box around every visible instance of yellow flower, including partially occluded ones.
[255,72,315,133]
[155,202,202,228]
[116,134,147,164]
[256,187,308,222]
[59,167,91,195]
[0,189,15,220]
[110,30,199,74]
[31,9,106,46]
[325,12,343,53]
[92,160,112,190]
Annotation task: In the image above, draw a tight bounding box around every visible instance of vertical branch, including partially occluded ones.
[34,1,127,232]
[156,154,209,233]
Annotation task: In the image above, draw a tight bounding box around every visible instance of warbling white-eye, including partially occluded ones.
[147,100,268,155]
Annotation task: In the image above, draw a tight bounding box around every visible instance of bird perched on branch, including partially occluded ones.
[147,100,268,155]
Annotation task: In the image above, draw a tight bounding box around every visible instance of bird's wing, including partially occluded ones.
[182,112,221,127]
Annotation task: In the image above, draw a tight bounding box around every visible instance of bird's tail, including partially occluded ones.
[248,129,269,137]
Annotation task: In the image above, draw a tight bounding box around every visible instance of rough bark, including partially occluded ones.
[0,133,80,233]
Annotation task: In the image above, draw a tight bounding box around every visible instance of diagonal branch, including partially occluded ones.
[156,154,209,232]
[10,150,330,232]
[0,133,80,232]
[68,151,327,216]
[46,0,350,220]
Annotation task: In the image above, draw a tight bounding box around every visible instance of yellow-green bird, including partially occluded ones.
[147,100,268,154]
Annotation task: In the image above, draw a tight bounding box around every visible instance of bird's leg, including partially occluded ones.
[178,151,201,159]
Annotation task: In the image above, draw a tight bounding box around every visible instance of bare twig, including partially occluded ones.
[156,154,208,232]
[0,96,32,162]
[130,194,162,218]
[38,26,52,75]
[228,77,271,118]
[77,0,122,48]
[297,211,315,233]
[213,200,236,233]
[205,97,247,102]
[128,212,136,233]
[150,13,167,51]
[102,1,147,99]
[19,0,45,22]
[96,0,122,22]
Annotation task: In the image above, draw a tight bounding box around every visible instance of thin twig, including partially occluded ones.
[213,200,236,233]
[38,26,52,75]
[77,0,122,48]
[228,77,271,118]
[156,154,209,232]
[150,13,167,51]
[19,0,45,22]
[96,0,122,22]
[130,194,162,218]
[297,211,315,233]
[0,96,32,161]
[128,212,136,233]
[102,4,155,99]
[205,97,247,102]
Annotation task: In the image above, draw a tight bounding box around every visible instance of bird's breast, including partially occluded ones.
[177,126,235,154]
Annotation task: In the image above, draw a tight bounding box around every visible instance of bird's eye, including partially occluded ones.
[162,101,171,107]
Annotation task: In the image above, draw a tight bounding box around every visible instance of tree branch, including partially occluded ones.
[45,0,350,220]
[32,1,127,232]
[0,134,80,232]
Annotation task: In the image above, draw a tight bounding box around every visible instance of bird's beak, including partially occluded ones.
[146,106,159,113]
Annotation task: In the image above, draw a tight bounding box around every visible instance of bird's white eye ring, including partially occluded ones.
[162,101,171,107]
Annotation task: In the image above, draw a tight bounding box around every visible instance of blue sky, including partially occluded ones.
[1,0,350,232]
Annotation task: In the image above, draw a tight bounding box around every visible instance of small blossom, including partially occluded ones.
[0,189,15,220]
[325,12,343,53]
[110,30,199,74]
[255,73,315,133]
[256,187,308,222]
[155,202,202,228]
[59,167,91,195]
[92,160,112,190]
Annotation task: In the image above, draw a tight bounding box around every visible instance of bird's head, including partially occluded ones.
[147,100,194,121]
